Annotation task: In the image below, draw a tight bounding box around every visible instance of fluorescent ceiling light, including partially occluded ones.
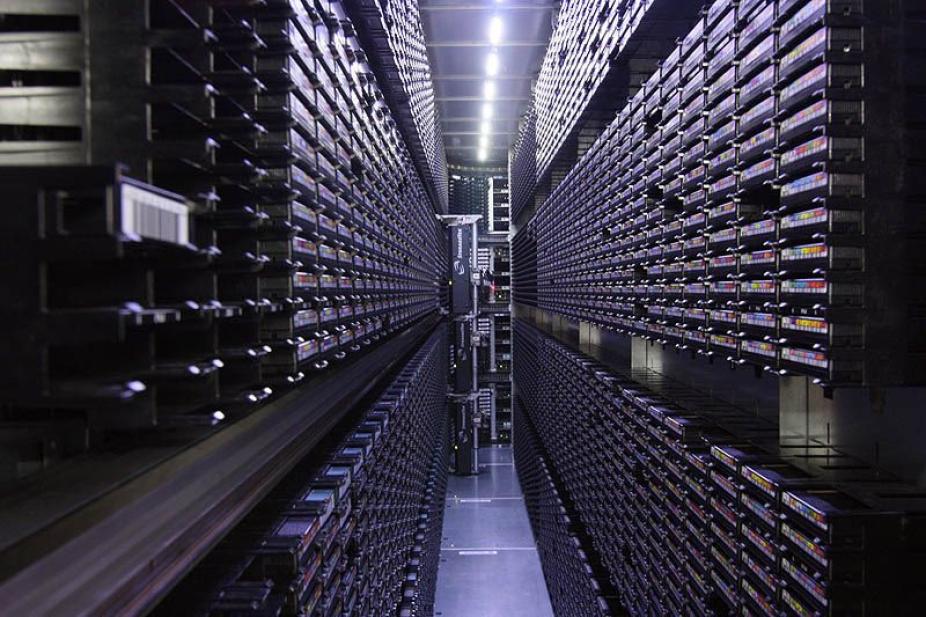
[480,120,491,135]
[484,80,496,100]
[478,148,488,161]
[481,103,493,119]
[486,52,499,76]
[488,16,503,45]
[479,135,489,149]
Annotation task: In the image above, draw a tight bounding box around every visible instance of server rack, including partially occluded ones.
[489,175,510,234]
[514,0,926,388]
[0,0,445,471]
[510,0,926,615]
[514,320,926,617]
[0,1,449,614]
[156,325,449,617]
[448,169,513,445]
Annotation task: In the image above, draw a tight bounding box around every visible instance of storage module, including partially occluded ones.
[514,321,926,616]
[514,0,926,387]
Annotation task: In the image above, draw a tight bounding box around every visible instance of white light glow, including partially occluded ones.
[481,103,493,119]
[480,120,491,135]
[483,80,496,100]
[488,16,504,45]
[479,135,489,149]
[486,52,499,76]
[478,148,488,161]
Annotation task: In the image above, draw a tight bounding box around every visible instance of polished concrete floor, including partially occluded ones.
[434,446,554,617]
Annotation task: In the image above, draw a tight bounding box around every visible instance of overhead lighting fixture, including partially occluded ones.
[483,80,496,100]
[488,16,504,45]
[481,103,493,120]
[480,120,491,135]
[485,52,499,76]
[478,148,488,161]
[479,135,489,149]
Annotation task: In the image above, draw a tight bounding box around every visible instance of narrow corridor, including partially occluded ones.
[434,446,554,617]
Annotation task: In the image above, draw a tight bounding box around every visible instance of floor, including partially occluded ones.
[434,446,555,617]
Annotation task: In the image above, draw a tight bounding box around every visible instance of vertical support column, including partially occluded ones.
[578,320,605,354]
[629,336,663,373]
[779,376,812,443]
[487,176,495,232]
[489,316,497,371]
[489,386,498,442]
[86,1,149,174]
[442,214,482,475]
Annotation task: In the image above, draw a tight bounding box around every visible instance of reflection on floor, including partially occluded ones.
[434,446,554,617]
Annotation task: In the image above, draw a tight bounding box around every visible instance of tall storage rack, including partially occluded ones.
[0,0,445,468]
[516,0,926,388]
[0,1,450,614]
[155,325,450,617]
[345,0,448,213]
[510,0,926,615]
[514,321,926,617]
[509,0,705,223]
[510,105,537,223]
[449,173,490,234]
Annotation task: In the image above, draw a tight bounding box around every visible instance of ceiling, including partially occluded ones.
[420,0,556,167]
